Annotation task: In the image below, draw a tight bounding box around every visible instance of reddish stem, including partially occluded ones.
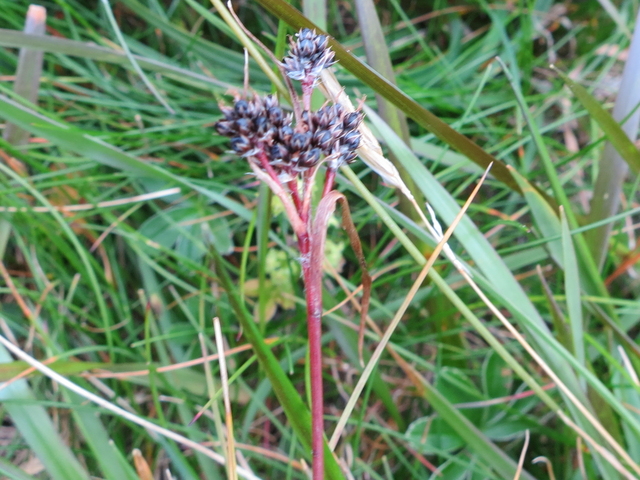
[299,232,324,480]
[288,179,303,213]
[322,168,336,199]
[302,79,314,112]
[255,148,283,186]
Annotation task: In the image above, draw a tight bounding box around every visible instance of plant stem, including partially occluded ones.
[322,169,336,199]
[299,232,324,479]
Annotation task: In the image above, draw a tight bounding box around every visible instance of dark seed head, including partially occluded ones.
[336,144,358,164]
[234,100,250,117]
[264,95,278,110]
[343,112,363,131]
[298,148,321,168]
[277,125,294,142]
[299,38,315,57]
[234,118,252,136]
[342,130,361,150]
[220,105,236,120]
[298,28,315,41]
[313,129,334,152]
[230,135,251,154]
[271,143,289,162]
[215,120,235,136]
[254,116,269,135]
[290,132,312,151]
[341,151,358,164]
[268,107,284,126]
[282,28,336,82]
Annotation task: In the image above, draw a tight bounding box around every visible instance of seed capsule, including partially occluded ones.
[235,118,253,136]
[298,148,321,168]
[270,143,289,161]
[254,116,270,136]
[215,120,235,136]
[343,112,362,131]
[268,107,284,126]
[220,105,235,120]
[313,129,334,152]
[277,125,293,142]
[234,100,250,117]
[299,38,315,56]
[264,95,278,110]
[290,132,312,151]
[230,136,251,154]
[342,130,361,150]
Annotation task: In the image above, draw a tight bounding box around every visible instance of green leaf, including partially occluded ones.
[553,66,640,174]
[406,417,465,454]
[0,346,90,480]
[508,166,563,267]
[140,205,233,262]
[0,457,39,480]
[418,375,536,480]
[65,391,139,480]
[0,28,230,91]
[0,93,252,221]
[561,208,585,370]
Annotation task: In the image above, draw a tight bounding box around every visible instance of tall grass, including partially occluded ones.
[1,1,640,479]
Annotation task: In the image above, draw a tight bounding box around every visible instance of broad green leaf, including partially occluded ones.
[406,416,465,454]
[482,351,512,400]
[140,205,233,262]
[0,457,39,480]
[417,376,536,480]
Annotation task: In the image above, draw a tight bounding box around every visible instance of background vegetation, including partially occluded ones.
[1,0,640,479]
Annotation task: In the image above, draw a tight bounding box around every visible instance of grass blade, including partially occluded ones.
[0,28,231,90]
[2,6,45,147]
[581,9,640,266]
[508,166,563,267]
[561,208,585,373]
[0,93,252,220]
[0,346,90,480]
[553,65,640,175]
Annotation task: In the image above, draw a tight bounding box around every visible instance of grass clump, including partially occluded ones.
[1,1,640,479]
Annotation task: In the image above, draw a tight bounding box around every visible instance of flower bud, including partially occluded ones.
[215,120,235,136]
[230,136,251,154]
[235,118,253,136]
[298,148,321,168]
[234,100,250,117]
[290,132,312,151]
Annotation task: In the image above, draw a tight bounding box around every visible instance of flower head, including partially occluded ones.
[214,28,362,181]
[282,28,336,85]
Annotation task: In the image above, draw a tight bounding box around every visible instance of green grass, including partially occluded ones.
[1,0,640,479]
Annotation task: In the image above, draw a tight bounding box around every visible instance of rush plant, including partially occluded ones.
[214,28,364,480]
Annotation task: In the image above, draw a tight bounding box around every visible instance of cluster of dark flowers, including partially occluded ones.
[281,27,335,84]
[214,28,363,181]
